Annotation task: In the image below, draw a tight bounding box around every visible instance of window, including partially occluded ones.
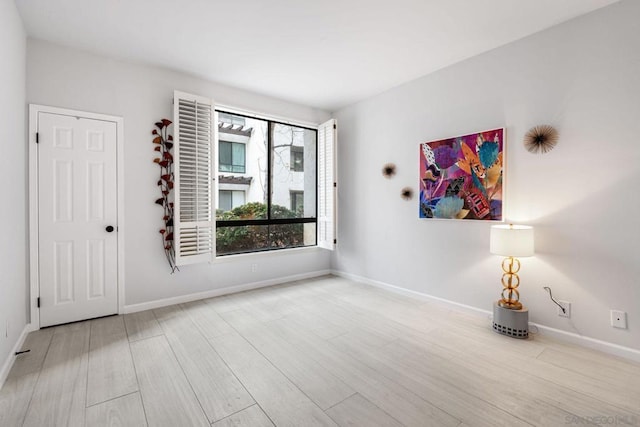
[173,90,336,264]
[219,190,246,212]
[290,146,304,171]
[290,191,304,213]
[219,141,246,173]
[215,111,318,255]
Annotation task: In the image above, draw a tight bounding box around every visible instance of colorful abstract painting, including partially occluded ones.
[419,128,504,220]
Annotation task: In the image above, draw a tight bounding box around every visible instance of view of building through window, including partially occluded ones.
[290,190,304,213]
[216,111,317,255]
[290,146,304,171]
[219,189,245,212]
[219,141,246,173]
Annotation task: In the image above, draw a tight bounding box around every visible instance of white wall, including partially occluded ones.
[0,0,27,370]
[27,40,331,306]
[333,0,640,350]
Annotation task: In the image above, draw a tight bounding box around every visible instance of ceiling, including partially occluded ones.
[16,0,618,111]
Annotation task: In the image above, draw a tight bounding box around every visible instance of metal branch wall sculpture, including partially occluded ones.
[152,119,179,273]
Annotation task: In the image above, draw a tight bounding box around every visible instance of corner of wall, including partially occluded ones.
[0,0,29,383]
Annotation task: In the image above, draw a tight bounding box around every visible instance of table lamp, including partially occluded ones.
[489,224,534,338]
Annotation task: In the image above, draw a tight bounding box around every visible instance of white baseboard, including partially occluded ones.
[332,269,640,363]
[530,323,640,362]
[123,269,332,314]
[0,323,35,389]
[332,270,492,317]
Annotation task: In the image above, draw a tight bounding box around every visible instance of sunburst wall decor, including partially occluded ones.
[401,187,414,200]
[524,125,558,154]
[382,163,397,178]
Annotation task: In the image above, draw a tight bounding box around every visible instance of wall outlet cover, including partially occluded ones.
[610,310,627,329]
[558,301,571,318]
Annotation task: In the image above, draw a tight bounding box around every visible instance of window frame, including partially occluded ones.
[215,109,318,255]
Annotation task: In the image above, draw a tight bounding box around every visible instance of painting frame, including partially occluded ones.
[419,128,505,221]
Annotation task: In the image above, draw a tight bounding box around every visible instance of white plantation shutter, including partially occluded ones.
[174,91,215,265]
[318,119,337,250]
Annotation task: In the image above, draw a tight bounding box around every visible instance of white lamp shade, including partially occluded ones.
[490,224,534,257]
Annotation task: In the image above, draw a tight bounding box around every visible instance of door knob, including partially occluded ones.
[105,225,115,233]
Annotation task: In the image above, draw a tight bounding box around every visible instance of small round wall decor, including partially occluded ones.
[382,163,397,179]
[401,187,414,200]
[524,125,559,154]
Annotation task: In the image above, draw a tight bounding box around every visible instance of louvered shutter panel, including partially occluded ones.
[318,119,337,250]
[173,91,215,265]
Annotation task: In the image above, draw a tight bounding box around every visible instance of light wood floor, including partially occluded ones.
[1,275,639,426]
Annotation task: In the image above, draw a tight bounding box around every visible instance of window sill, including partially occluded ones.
[210,245,323,264]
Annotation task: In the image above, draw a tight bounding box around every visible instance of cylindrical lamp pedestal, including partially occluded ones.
[492,302,529,339]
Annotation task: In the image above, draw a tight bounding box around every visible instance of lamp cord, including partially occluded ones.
[543,286,566,313]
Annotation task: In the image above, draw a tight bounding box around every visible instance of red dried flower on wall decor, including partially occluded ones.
[153,119,179,273]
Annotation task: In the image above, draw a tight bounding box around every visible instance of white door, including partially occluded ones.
[37,112,118,327]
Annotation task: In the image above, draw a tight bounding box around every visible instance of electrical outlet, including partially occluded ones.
[611,310,627,329]
[251,263,258,273]
[557,301,571,318]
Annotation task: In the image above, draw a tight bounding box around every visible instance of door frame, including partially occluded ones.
[28,104,125,329]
